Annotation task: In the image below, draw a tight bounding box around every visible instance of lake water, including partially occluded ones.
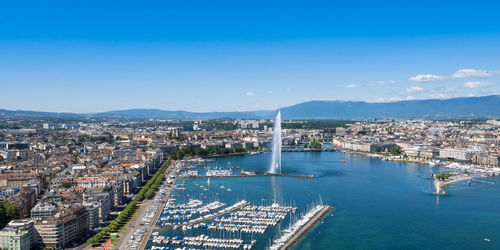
[149,152,500,249]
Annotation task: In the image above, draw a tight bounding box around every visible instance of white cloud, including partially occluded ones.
[374,97,403,102]
[406,86,424,93]
[368,80,396,86]
[286,87,291,91]
[246,91,255,96]
[252,104,261,108]
[408,74,446,82]
[267,90,274,94]
[463,81,493,89]
[453,69,494,78]
[408,68,498,83]
[405,96,416,100]
[345,84,357,89]
[428,93,449,99]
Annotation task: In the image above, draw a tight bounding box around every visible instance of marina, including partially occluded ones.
[151,235,256,249]
[143,151,500,249]
[149,186,331,250]
[150,196,304,248]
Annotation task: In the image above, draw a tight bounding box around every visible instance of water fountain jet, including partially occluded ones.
[269,111,281,174]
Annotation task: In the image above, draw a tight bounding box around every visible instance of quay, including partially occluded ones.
[276,205,332,250]
[179,173,315,179]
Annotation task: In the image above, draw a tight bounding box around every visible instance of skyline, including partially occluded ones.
[1,1,500,112]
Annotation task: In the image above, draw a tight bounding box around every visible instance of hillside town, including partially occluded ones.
[0,118,499,249]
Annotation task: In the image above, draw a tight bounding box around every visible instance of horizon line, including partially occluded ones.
[0,94,498,114]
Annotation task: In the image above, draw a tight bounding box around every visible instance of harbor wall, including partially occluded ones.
[280,205,332,250]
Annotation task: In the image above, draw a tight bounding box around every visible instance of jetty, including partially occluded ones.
[179,173,315,179]
[270,205,332,250]
[434,174,472,195]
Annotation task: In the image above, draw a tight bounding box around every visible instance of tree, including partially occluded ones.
[4,204,19,220]
[0,202,19,229]
[435,173,452,181]
[61,182,72,188]
[87,158,171,244]
[389,147,402,155]
[310,142,322,150]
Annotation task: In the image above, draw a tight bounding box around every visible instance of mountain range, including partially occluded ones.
[1,95,499,120]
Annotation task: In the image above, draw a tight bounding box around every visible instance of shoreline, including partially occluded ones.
[185,148,338,160]
[338,149,500,176]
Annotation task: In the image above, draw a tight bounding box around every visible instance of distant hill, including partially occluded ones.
[0,109,84,119]
[279,95,500,119]
[1,95,499,120]
[93,109,272,119]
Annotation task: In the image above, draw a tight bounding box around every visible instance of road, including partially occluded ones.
[111,198,155,249]
[114,160,175,249]
[138,173,177,250]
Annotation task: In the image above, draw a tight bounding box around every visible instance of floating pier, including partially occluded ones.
[188,200,250,226]
[157,200,251,228]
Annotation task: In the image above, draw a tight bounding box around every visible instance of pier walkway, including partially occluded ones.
[157,200,251,228]
[279,205,332,250]
[187,201,250,226]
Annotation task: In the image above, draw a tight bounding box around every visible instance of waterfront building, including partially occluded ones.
[473,154,500,166]
[439,149,473,161]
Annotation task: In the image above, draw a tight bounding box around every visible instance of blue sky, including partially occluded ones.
[1,0,499,112]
